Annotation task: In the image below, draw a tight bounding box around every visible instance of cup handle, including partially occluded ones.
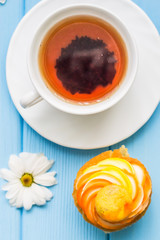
[20,90,43,108]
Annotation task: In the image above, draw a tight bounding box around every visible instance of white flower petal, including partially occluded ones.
[18,153,54,175]
[34,172,57,186]
[22,188,34,210]
[6,185,24,208]
[2,180,20,191]
[0,169,17,181]
[5,182,22,199]
[15,188,24,208]
[32,158,54,176]
[25,185,36,205]
[31,183,53,205]
[22,153,41,173]
[19,152,36,160]
[8,155,25,177]
[33,194,46,206]
[2,183,10,191]
[32,197,45,206]
[21,184,44,206]
[9,197,16,207]
[19,153,53,175]
[39,186,53,201]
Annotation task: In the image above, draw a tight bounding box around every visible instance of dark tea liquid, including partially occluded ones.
[39,15,128,104]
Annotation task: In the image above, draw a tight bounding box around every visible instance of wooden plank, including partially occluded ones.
[22,122,107,240]
[111,104,160,240]
[111,0,160,237]
[22,0,107,239]
[21,1,160,240]
[0,0,24,239]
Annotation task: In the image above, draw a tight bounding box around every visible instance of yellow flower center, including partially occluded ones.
[20,173,33,187]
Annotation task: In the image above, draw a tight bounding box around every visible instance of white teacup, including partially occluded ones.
[20,4,138,115]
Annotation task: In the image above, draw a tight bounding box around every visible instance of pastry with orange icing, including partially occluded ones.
[72,146,152,232]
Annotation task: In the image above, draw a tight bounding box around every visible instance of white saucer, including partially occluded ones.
[6,0,160,149]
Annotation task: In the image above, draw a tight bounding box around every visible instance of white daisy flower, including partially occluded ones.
[0,153,57,210]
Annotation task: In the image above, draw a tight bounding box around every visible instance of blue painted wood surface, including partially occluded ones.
[0,0,159,240]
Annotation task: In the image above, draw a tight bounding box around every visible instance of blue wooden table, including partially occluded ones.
[0,0,159,239]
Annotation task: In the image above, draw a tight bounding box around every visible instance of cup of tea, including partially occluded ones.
[20,4,138,115]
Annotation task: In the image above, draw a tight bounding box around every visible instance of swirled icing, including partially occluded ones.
[75,157,151,231]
